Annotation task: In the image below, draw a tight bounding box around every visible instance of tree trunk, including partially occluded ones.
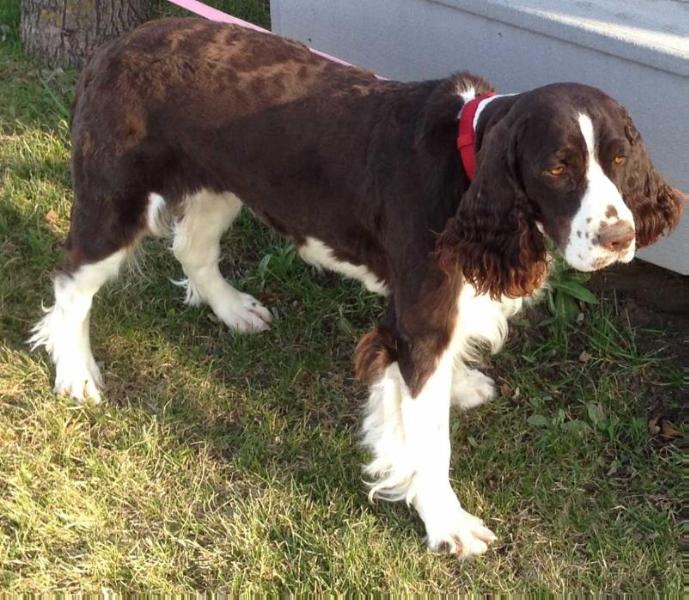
[21,0,151,69]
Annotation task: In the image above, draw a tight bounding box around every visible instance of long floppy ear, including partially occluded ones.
[621,115,684,247]
[437,119,548,299]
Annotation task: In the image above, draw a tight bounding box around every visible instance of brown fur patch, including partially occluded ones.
[619,112,683,247]
[438,215,548,301]
[121,110,146,147]
[167,29,189,51]
[354,327,397,384]
[396,262,461,397]
[605,205,618,219]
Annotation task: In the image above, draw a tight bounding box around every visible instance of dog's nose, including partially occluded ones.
[596,221,635,253]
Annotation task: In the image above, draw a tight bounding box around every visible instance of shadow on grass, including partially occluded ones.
[3,191,422,547]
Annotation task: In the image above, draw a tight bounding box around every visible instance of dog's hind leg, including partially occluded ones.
[172,190,272,333]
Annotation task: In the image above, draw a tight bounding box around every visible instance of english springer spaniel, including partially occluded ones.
[30,18,683,557]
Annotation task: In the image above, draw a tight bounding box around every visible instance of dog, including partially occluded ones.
[30,18,683,557]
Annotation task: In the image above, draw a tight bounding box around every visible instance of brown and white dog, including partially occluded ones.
[30,18,683,557]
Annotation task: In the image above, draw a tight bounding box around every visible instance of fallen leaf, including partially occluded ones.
[649,416,682,440]
[660,419,682,440]
[587,402,605,426]
[648,417,661,436]
[579,351,592,363]
[45,209,59,225]
[527,414,549,427]
[500,382,513,398]
[258,290,281,305]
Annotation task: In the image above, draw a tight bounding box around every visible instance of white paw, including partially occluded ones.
[451,368,496,410]
[214,291,272,333]
[414,482,496,558]
[425,507,497,558]
[54,355,103,404]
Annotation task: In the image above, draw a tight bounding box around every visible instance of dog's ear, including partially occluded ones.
[437,118,548,299]
[620,115,684,247]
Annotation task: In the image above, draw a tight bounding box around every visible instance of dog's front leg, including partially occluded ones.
[363,348,496,557]
[405,352,497,556]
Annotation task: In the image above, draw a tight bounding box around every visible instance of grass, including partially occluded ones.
[155,0,270,28]
[0,1,683,592]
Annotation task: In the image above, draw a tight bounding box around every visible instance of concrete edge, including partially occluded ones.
[428,0,689,77]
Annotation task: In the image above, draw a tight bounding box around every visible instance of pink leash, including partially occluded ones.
[166,0,359,68]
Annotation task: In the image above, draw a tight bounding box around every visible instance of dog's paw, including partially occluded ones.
[54,355,103,404]
[451,368,496,410]
[426,508,497,558]
[215,291,272,333]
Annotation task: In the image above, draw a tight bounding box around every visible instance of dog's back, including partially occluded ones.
[69,18,401,257]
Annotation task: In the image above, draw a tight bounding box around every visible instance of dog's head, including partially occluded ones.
[445,83,684,299]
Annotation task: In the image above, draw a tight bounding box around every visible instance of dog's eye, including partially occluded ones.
[613,154,626,166]
[546,165,566,177]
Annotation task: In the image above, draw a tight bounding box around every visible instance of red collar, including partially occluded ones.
[457,92,496,181]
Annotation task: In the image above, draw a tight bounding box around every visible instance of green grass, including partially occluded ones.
[155,0,270,28]
[0,1,683,593]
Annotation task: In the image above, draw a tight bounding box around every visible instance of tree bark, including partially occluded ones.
[21,0,151,69]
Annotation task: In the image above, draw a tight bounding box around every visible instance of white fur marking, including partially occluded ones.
[299,237,388,295]
[29,250,127,403]
[472,94,496,129]
[471,92,518,129]
[172,189,272,333]
[146,193,172,238]
[451,365,496,410]
[455,283,522,363]
[457,85,476,104]
[564,114,635,271]
[362,363,410,501]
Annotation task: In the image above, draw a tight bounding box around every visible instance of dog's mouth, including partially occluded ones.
[564,242,636,272]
